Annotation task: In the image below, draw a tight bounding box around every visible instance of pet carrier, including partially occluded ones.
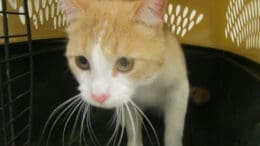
[0,0,259,146]
[0,0,33,146]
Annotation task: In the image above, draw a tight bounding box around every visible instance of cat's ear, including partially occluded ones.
[60,0,88,23]
[134,0,167,27]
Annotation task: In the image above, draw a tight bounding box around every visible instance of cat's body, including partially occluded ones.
[61,0,189,146]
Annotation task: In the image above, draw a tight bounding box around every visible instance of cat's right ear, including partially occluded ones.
[60,0,88,24]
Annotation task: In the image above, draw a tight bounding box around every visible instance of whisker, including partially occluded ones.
[117,105,125,146]
[107,108,121,145]
[80,102,89,146]
[62,99,83,146]
[86,106,97,146]
[39,95,80,145]
[46,97,81,146]
[69,100,85,143]
[106,109,118,128]
[87,106,100,145]
[129,100,160,146]
[125,104,136,145]
[133,106,153,146]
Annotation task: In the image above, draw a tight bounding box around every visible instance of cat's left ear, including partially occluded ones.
[134,0,167,27]
[60,0,88,24]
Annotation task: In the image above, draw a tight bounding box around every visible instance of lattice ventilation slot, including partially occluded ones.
[225,0,260,49]
[1,0,68,30]
[164,3,204,38]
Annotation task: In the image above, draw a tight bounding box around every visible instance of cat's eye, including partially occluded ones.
[75,56,90,70]
[116,57,134,73]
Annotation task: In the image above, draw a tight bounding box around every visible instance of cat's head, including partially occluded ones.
[61,0,167,108]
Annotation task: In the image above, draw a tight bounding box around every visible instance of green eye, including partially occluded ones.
[116,57,134,73]
[75,56,90,70]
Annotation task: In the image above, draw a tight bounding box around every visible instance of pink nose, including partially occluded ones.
[92,93,109,104]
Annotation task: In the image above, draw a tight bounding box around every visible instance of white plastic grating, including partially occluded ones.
[2,0,68,30]
[164,3,204,38]
[225,0,260,49]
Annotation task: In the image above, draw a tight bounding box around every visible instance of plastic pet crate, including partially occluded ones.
[0,0,259,146]
[0,0,33,146]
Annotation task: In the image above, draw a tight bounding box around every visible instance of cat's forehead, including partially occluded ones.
[66,1,164,63]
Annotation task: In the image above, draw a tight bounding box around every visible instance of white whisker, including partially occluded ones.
[86,106,100,146]
[39,95,80,145]
[107,108,121,145]
[117,106,125,146]
[106,109,118,128]
[80,103,89,146]
[125,104,136,145]
[69,100,85,144]
[62,99,83,146]
[45,96,81,146]
[129,100,160,146]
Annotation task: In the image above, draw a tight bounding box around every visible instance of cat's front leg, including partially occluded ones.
[122,106,143,146]
[164,81,189,146]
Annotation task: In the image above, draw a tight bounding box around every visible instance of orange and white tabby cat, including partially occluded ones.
[61,0,189,145]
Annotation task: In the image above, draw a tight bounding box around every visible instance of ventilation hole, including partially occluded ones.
[239,0,243,9]
[230,31,234,42]
[57,3,61,15]
[177,16,182,25]
[176,26,181,35]
[230,11,234,24]
[62,15,67,26]
[168,3,173,14]
[235,1,239,16]
[170,14,175,25]
[28,0,33,18]
[225,29,228,38]
[53,16,57,29]
[236,37,240,46]
[42,0,47,8]
[58,15,62,27]
[226,12,229,20]
[188,21,194,31]
[176,5,181,16]
[227,24,230,33]
[0,1,2,16]
[51,3,55,18]
[181,29,187,37]
[32,14,39,29]
[8,0,17,9]
[49,0,53,5]
[182,18,188,28]
[171,25,176,33]
[19,6,26,24]
[189,10,196,20]
[237,18,242,31]
[164,14,168,23]
[257,34,260,49]
[183,7,189,18]
[239,33,243,44]
[196,14,204,24]
[34,0,40,12]
[39,9,44,25]
[45,6,49,21]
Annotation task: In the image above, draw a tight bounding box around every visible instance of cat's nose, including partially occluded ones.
[91,93,109,104]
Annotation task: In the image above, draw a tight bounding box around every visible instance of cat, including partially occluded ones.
[60,0,189,145]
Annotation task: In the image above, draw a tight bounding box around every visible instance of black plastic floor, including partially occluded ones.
[30,41,260,146]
